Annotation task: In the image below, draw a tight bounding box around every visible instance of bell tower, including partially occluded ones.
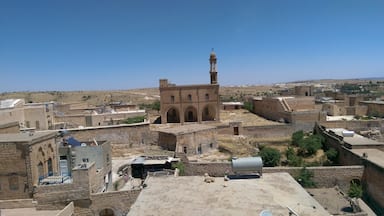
[209,49,218,84]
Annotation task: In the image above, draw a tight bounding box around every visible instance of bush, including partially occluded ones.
[295,167,316,188]
[291,130,304,146]
[243,101,253,112]
[286,147,303,166]
[348,181,363,198]
[122,116,145,124]
[325,148,338,164]
[259,147,281,167]
[298,135,323,156]
[172,162,185,176]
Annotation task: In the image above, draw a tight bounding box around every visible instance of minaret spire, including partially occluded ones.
[209,49,218,84]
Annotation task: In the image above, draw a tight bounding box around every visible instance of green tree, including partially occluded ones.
[348,181,363,198]
[151,100,160,111]
[291,130,304,146]
[259,147,281,167]
[295,167,316,188]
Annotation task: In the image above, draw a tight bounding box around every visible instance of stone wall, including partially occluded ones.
[68,123,153,147]
[362,162,384,215]
[0,122,19,134]
[320,120,383,133]
[0,199,35,209]
[90,190,141,216]
[56,202,74,216]
[185,162,363,193]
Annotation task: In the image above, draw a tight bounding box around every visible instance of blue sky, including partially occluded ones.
[1,0,384,92]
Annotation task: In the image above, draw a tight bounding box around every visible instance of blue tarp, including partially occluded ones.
[66,137,82,147]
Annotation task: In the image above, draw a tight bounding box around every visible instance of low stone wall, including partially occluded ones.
[55,202,74,216]
[186,162,364,192]
[0,199,35,209]
[67,123,155,147]
[90,190,141,216]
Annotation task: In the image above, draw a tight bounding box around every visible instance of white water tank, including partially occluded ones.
[231,157,263,176]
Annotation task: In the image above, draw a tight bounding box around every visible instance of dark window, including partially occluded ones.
[210,143,213,148]
[171,96,175,103]
[9,176,19,190]
[188,94,192,101]
[205,93,209,100]
[183,146,187,154]
[82,158,89,163]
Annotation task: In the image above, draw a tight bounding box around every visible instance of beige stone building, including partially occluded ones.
[0,131,58,200]
[157,124,217,155]
[159,51,220,124]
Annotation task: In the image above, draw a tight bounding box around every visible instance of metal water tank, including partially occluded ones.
[231,157,263,176]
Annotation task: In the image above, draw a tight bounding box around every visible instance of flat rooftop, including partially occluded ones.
[350,148,384,168]
[128,173,329,216]
[156,124,216,135]
[0,131,56,143]
[328,128,384,146]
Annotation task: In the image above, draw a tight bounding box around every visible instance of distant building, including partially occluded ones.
[0,131,58,200]
[252,96,326,125]
[159,51,220,124]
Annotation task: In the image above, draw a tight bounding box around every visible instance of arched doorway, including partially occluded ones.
[202,105,216,121]
[99,208,115,216]
[184,106,197,122]
[166,107,180,123]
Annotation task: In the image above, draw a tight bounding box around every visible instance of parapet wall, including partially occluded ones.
[67,123,155,146]
[90,190,141,216]
[0,199,35,209]
[185,162,363,193]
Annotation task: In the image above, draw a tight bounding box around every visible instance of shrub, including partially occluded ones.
[286,147,303,167]
[259,147,281,167]
[122,116,145,124]
[298,135,323,156]
[348,181,363,198]
[291,130,304,146]
[295,167,316,188]
[325,148,338,164]
[172,162,185,176]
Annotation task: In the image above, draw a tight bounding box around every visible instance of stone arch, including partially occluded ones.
[166,107,180,123]
[99,208,115,216]
[202,104,216,121]
[184,106,198,122]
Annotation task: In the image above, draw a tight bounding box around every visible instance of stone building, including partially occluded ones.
[159,51,220,124]
[157,124,217,155]
[0,131,58,200]
[0,99,55,130]
[252,96,326,125]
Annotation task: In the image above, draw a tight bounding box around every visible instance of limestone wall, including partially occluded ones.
[185,162,363,193]
[90,190,141,216]
[67,123,153,146]
[0,199,35,209]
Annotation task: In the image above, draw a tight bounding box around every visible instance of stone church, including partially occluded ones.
[159,51,220,124]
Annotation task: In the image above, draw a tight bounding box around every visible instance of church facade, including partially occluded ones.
[159,51,220,124]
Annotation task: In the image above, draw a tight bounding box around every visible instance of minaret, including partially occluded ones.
[209,49,218,84]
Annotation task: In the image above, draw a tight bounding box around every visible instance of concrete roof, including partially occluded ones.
[156,124,216,135]
[328,128,384,146]
[0,131,56,143]
[350,148,384,168]
[0,99,23,109]
[128,173,329,216]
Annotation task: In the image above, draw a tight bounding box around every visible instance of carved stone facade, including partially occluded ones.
[0,131,58,200]
[159,51,220,124]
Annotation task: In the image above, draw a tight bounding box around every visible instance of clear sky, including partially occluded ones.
[1,0,384,92]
